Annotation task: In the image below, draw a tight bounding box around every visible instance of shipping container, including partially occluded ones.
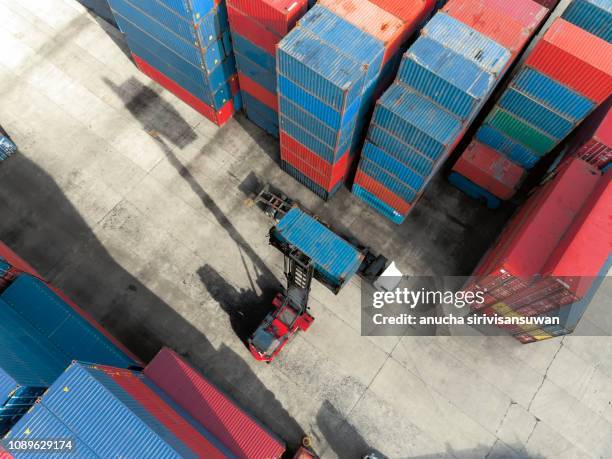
[227,0,310,137]
[469,159,601,291]
[108,0,240,126]
[270,208,364,292]
[5,363,235,458]
[525,19,612,104]
[472,168,610,341]
[0,300,68,434]
[398,13,511,119]
[510,67,595,122]
[280,161,345,201]
[352,180,409,225]
[144,348,286,459]
[0,275,140,369]
[318,0,436,65]
[278,0,436,199]
[562,0,612,43]
[353,0,547,222]
[228,0,309,35]
[451,141,526,199]
[541,171,611,297]
[133,53,240,125]
[452,17,611,203]
[447,172,502,209]
[443,0,547,57]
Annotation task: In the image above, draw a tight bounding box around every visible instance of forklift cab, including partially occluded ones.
[248,287,314,362]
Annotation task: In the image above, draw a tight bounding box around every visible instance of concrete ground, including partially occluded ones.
[1,0,611,457]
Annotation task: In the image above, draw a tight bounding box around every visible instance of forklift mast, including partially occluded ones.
[283,247,315,308]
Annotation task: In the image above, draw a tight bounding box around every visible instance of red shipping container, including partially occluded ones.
[541,172,611,297]
[354,169,412,215]
[471,159,600,285]
[443,0,546,56]
[227,0,309,36]
[319,0,436,65]
[144,348,286,459]
[280,132,352,190]
[525,19,612,103]
[102,366,228,459]
[282,147,347,190]
[473,0,549,28]
[452,141,526,199]
[567,97,612,169]
[280,131,349,176]
[238,72,278,111]
[132,54,237,126]
[227,5,280,55]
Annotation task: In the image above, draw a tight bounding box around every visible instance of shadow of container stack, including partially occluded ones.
[107,0,242,126]
[450,7,612,206]
[276,0,437,201]
[352,0,550,223]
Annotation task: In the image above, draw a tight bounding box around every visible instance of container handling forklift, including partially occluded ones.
[248,246,315,362]
[247,185,394,363]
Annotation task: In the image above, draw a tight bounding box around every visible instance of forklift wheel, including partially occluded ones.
[301,436,312,448]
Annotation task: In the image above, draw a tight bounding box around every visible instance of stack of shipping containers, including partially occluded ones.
[561,0,611,42]
[450,16,612,204]
[108,0,241,126]
[467,158,611,342]
[5,363,237,458]
[276,0,436,200]
[226,0,313,137]
[0,245,287,455]
[3,352,286,458]
[352,0,548,223]
[0,250,141,434]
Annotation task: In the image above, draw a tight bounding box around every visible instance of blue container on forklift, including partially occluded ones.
[270,209,363,293]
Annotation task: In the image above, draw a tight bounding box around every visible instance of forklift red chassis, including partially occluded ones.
[248,246,316,363]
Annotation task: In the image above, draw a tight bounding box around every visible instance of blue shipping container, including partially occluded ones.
[0,275,138,369]
[362,142,426,191]
[5,363,233,458]
[397,13,510,119]
[475,124,540,169]
[352,184,405,225]
[270,208,363,292]
[242,93,279,137]
[374,85,463,160]
[299,5,384,85]
[498,89,576,139]
[367,125,435,177]
[448,172,501,209]
[511,67,595,122]
[277,27,366,113]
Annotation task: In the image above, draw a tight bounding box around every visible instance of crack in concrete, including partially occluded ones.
[527,337,565,411]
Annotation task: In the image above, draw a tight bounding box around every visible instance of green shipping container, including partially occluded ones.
[487,108,557,156]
